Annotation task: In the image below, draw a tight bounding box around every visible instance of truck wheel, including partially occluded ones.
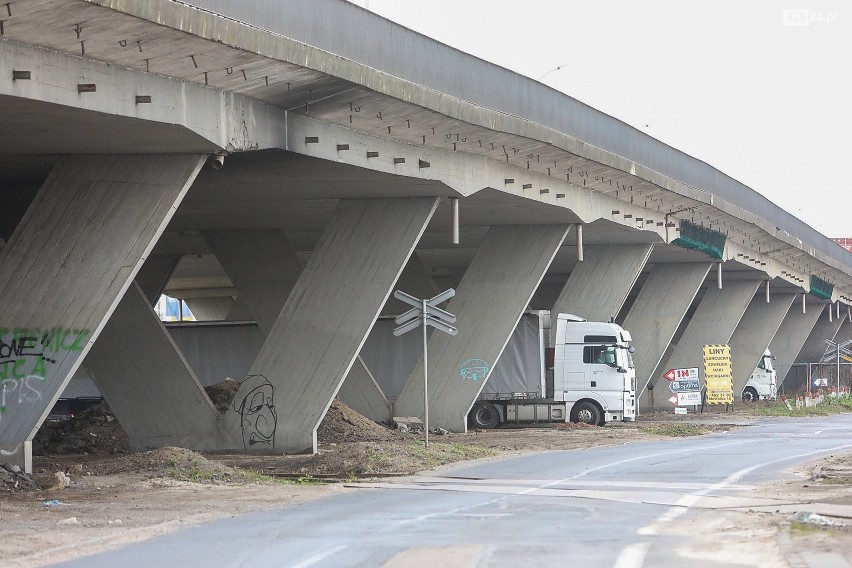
[571,401,601,425]
[469,403,500,429]
[742,387,759,402]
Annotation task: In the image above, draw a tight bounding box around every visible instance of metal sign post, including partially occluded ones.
[393,289,458,448]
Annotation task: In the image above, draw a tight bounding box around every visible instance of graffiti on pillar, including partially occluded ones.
[233,375,277,449]
[0,327,90,423]
[460,359,489,382]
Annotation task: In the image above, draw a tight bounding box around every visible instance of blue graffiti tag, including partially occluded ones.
[460,359,489,381]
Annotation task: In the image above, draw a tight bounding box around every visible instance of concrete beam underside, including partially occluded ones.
[623,263,712,406]
[647,280,760,410]
[82,283,219,450]
[729,294,797,395]
[206,229,391,422]
[220,198,439,453]
[394,224,570,432]
[770,304,825,389]
[551,244,652,323]
[0,154,204,470]
[185,297,235,321]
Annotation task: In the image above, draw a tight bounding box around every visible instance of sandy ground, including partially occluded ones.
[2,408,851,567]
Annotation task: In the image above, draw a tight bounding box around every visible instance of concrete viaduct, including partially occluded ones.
[1,0,850,471]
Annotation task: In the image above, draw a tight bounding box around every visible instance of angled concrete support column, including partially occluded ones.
[622,263,711,405]
[221,198,438,453]
[730,294,797,394]
[0,155,204,469]
[551,244,652,323]
[83,283,219,450]
[394,224,570,432]
[647,280,760,410]
[136,255,181,305]
[207,229,392,421]
[770,304,824,388]
[204,230,302,335]
[796,308,846,366]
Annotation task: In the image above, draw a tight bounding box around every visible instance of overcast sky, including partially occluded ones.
[348,0,848,238]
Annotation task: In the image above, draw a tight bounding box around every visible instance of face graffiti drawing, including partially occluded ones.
[234,376,277,449]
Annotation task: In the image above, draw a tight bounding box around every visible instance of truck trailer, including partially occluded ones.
[469,312,636,428]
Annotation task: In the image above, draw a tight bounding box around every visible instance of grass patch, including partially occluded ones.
[641,424,709,437]
[743,395,852,417]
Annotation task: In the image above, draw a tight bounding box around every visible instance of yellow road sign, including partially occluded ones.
[703,344,733,404]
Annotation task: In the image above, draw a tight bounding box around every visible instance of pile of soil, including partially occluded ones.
[0,463,39,493]
[32,402,128,455]
[317,399,397,444]
[204,379,241,413]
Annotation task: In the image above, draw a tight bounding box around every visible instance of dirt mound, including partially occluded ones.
[95,447,250,483]
[317,399,396,444]
[205,379,241,413]
[32,402,128,455]
[0,463,39,493]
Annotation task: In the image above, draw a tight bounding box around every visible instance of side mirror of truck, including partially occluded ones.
[628,346,636,353]
[617,367,627,374]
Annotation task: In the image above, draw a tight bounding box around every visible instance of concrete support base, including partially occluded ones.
[647,280,760,410]
[337,358,391,422]
[221,198,438,453]
[552,244,652,323]
[394,224,570,432]
[0,155,204,471]
[83,283,219,450]
[622,263,711,407]
[729,294,796,394]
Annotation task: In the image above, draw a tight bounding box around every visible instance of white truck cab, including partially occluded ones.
[552,314,637,424]
[742,349,776,402]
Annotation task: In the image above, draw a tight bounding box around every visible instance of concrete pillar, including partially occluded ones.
[185,297,235,321]
[0,155,204,469]
[622,263,712,404]
[770,304,825,390]
[796,307,846,366]
[729,294,797,394]
[647,280,760,410]
[221,198,439,453]
[394,224,570,432]
[83,283,219,450]
[204,230,302,335]
[337,359,391,422]
[136,255,180,305]
[551,244,652,323]
[207,229,392,422]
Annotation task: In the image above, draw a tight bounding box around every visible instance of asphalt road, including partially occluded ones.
[54,415,852,568]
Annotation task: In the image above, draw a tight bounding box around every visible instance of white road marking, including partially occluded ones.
[289,545,347,568]
[612,543,651,568]
[622,441,852,567]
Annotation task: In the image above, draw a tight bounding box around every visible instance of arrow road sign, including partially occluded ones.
[668,395,678,405]
[663,367,699,382]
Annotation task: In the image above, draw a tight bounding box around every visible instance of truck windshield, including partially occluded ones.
[761,357,773,371]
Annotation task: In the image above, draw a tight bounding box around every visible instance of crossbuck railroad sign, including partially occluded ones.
[393,289,458,448]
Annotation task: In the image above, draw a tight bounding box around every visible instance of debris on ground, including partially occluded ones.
[0,463,39,492]
[392,416,424,434]
[792,511,847,528]
[32,401,128,455]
